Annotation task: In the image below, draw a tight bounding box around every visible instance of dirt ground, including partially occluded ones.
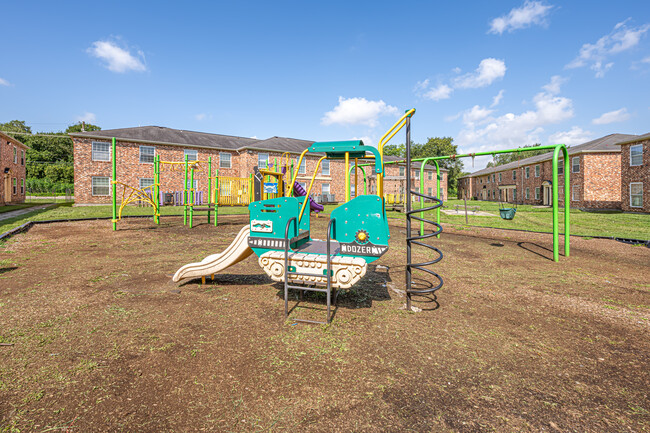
[1,215,649,432]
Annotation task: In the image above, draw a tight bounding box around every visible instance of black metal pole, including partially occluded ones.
[405,115,412,311]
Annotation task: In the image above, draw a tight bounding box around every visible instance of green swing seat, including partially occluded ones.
[499,207,517,220]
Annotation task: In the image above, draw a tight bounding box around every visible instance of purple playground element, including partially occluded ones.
[293,181,325,213]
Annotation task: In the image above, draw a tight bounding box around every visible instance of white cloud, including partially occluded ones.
[548,127,593,146]
[566,20,650,77]
[491,90,505,107]
[424,84,453,101]
[352,136,375,147]
[489,1,553,35]
[321,97,398,127]
[414,79,429,92]
[453,58,506,89]
[87,40,147,73]
[455,82,574,156]
[0,77,10,86]
[76,112,96,123]
[643,56,650,63]
[592,108,631,125]
[195,113,213,121]
[542,75,567,94]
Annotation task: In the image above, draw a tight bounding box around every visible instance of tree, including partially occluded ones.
[0,120,31,134]
[382,137,464,196]
[485,144,550,167]
[65,122,101,133]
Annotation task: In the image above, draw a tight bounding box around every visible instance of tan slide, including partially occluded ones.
[172,225,254,282]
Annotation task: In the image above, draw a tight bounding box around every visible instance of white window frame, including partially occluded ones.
[258,152,269,169]
[427,171,432,180]
[572,186,578,201]
[92,176,110,196]
[322,159,330,176]
[21,150,25,166]
[12,177,17,194]
[525,166,530,179]
[20,178,24,194]
[219,152,231,168]
[630,144,643,166]
[498,173,502,182]
[572,156,580,173]
[13,147,17,164]
[428,187,432,196]
[184,149,198,162]
[512,170,516,180]
[399,166,405,177]
[414,170,420,180]
[297,181,307,190]
[535,165,540,177]
[487,175,490,183]
[513,188,517,200]
[525,188,530,199]
[321,183,330,194]
[630,182,643,208]
[298,159,306,174]
[139,178,155,190]
[139,146,155,164]
[92,141,111,162]
[185,178,198,190]
[558,159,564,175]
[535,187,540,200]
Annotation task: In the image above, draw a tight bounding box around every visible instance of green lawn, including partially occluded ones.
[2,199,649,241]
[387,198,650,240]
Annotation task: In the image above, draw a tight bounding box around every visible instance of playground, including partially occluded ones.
[1,215,649,431]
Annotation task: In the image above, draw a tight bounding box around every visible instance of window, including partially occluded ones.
[220,152,231,168]
[427,171,432,180]
[498,173,502,182]
[630,144,643,166]
[20,178,24,194]
[399,166,405,177]
[487,175,490,183]
[322,159,330,175]
[630,183,643,208]
[414,170,420,179]
[351,184,356,197]
[572,186,579,201]
[525,167,530,179]
[21,150,24,166]
[492,174,495,183]
[297,182,307,191]
[572,157,580,173]
[535,165,540,177]
[558,159,564,175]
[139,178,155,190]
[512,170,516,180]
[12,178,17,194]
[428,187,432,196]
[298,158,306,174]
[13,147,17,164]
[535,187,540,200]
[525,188,530,199]
[322,183,330,194]
[184,149,198,162]
[139,146,155,164]
[92,177,110,196]
[92,141,111,161]
[258,153,269,169]
[513,189,517,200]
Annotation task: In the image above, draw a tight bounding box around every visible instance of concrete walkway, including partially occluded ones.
[0,204,56,222]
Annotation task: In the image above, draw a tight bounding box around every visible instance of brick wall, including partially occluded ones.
[620,140,649,213]
[458,153,621,209]
[1,134,28,205]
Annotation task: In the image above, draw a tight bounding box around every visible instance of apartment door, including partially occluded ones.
[542,181,552,206]
[4,174,11,203]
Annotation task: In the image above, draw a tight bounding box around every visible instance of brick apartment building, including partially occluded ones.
[457,133,639,210]
[69,126,448,205]
[0,131,28,205]
[617,133,649,213]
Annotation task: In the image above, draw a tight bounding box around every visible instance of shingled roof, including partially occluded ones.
[459,133,638,179]
[69,126,313,153]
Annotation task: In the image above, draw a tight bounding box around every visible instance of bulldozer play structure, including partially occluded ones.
[173,109,445,323]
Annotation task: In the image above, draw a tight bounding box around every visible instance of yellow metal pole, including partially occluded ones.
[345,152,350,203]
[298,156,327,224]
[288,148,309,197]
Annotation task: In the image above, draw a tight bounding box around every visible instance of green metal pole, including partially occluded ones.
[552,146,560,262]
[184,155,188,226]
[208,156,212,225]
[190,167,195,228]
[111,137,117,231]
[154,155,160,225]
[347,164,368,194]
[563,146,570,258]
[435,160,441,238]
[215,169,219,227]
[249,173,253,203]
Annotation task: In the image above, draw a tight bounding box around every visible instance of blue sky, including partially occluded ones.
[1,1,649,169]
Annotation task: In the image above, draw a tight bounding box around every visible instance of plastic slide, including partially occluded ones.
[293,181,325,212]
[172,225,253,282]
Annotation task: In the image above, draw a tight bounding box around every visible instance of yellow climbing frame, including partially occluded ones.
[112,181,159,222]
